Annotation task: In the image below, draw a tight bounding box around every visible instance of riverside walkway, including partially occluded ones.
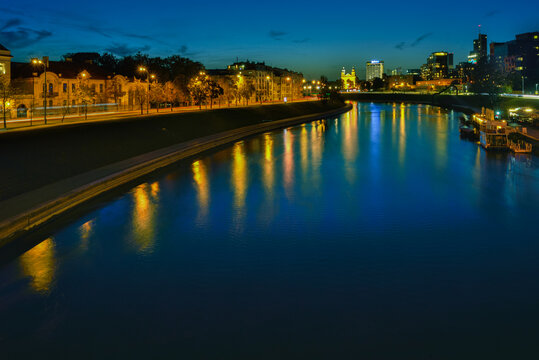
[1,98,317,131]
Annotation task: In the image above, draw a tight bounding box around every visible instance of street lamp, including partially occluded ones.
[138,66,151,114]
[31,57,48,124]
[266,75,271,102]
[286,77,293,102]
[149,74,157,112]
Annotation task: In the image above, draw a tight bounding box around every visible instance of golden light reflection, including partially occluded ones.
[131,183,157,254]
[19,238,56,293]
[342,111,358,183]
[192,160,210,222]
[310,120,325,189]
[300,124,309,184]
[78,220,94,252]
[262,134,274,195]
[399,104,407,165]
[392,104,397,146]
[283,129,295,197]
[150,182,160,198]
[231,142,248,231]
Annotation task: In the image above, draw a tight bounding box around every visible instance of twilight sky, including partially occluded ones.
[1,0,537,79]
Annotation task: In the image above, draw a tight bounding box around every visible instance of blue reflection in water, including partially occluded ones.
[0,102,538,359]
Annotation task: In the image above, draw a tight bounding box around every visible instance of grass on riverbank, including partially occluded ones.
[0,100,344,202]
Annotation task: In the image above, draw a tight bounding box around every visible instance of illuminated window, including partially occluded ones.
[0,63,5,74]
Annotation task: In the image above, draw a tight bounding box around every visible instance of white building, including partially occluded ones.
[366,60,384,81]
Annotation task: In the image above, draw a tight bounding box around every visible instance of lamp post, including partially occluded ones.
[149,74,156,112]
[138,66,150,114]
[265,75,271,102]
[31,58,48,124]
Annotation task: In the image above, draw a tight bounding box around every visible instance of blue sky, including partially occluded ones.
[1,0,537,79]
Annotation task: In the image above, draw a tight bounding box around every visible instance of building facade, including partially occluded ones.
[366,60,384,81]
[340,67,356,89]
[208,61,304,104]
[2,49,145,119]
[0,44,12,80]
[422,52,452,80]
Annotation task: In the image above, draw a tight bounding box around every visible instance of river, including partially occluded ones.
[1,102,538,359]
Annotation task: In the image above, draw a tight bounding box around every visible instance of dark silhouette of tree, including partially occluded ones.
[371,77,384,91]
[207,80,223,108]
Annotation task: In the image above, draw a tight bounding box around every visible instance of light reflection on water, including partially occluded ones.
[1,102,538,359]
[130,182,159,254]
[19,237,56,293]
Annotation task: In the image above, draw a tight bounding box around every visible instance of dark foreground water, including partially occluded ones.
[1,102,538,359]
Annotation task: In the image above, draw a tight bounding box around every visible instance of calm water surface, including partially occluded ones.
[1,102,538,359]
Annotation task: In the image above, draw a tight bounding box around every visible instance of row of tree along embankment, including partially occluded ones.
[0,100,351,245]
[342,92,539,115]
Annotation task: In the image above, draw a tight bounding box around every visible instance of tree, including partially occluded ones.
[149,82,165,112]
[163,81,181,111]
[371,77,385,91]
[74,74,95,120]
[217,77,237,106]
[0,74,17,128]
[207,79,223,108]
[132,79,147,115]
[188,75,209,109]
[235,76,255,105]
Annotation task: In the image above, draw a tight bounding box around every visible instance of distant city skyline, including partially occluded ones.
[1,0,537,79]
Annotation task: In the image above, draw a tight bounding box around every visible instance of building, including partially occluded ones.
[0,43,12,80]
[490,42,508,71]
[1,48,143,119]
[208,61,304,103]
[391,67,402,76]
[340,67,356,89]
[366,60,384,81]
[473,33,488,61]
[487,31,539,91]
[422,52,451,80]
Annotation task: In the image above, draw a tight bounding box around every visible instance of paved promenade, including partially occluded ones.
[1,98,317,132]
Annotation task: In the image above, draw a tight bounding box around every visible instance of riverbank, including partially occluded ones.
[0,101,351,245]
[342,92,539,114]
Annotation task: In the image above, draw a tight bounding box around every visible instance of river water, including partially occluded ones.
[1,102,538,359]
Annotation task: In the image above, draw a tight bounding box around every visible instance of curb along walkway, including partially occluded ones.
[0,104,352,246]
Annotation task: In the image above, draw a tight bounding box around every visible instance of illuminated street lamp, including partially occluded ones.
[137,66,152,114]
[31,57,48,124]
[266,75,271,102]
